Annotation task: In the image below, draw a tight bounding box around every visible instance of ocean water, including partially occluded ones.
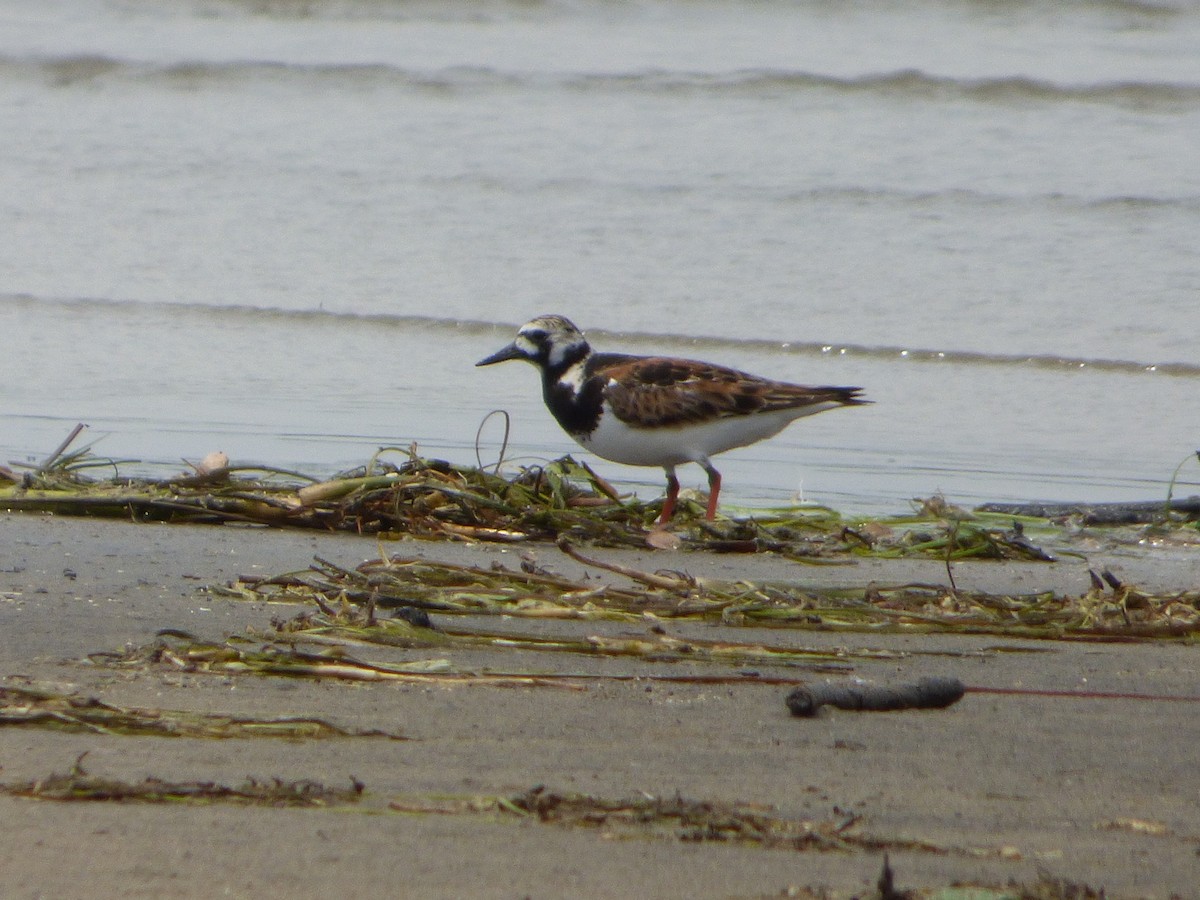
[2,0,1197,514]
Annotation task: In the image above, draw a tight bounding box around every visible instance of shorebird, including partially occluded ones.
[477,314,868,523]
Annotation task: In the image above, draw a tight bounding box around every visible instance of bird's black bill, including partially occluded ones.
[476,343,525,367]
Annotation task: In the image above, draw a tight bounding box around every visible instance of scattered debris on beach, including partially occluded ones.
[76,544,1198,701]
[2,757,1111,898]
[388,783,1023,862]
[0,683,404,740]
[86,630,587,689]
[8,425,1194,558]
[785,676,966,716]
[221,543,1200,641]
[389,784,881,853]
[3,753,364,807]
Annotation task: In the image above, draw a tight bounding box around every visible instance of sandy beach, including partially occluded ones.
[1,511,1197,899]
[6,2,1199,896]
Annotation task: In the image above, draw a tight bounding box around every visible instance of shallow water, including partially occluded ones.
[2,0,1197,513]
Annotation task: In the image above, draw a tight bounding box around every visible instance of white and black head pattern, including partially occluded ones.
[476,314,591,377]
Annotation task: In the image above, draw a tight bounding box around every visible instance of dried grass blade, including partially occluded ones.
[556,537,695,592]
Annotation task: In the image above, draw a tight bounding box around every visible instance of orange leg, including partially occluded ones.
[657,469,680,525]
[701,462,721,520]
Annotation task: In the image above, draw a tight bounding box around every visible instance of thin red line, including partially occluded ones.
[967,686,1200,703]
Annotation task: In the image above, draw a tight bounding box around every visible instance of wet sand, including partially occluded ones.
[1,512,1197,898]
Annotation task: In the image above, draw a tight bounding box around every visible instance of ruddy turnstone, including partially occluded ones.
[477,315,868,524]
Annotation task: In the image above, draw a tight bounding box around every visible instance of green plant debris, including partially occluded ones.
[0,432,1107,559]
[1,443,665,543]
[227,551,694,620]
[388,784,1012,860]
[813,575,1200,640]
[0,684,404,740]
[86,631,587,689]
[269,604,859,670]
[388,787,1117,897]
[3,754,364,807]
[230,548,1200,641]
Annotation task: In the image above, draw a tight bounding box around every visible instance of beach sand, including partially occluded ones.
[1,512,1197,898]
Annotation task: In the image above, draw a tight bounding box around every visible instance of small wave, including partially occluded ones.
[415,175,1200,214]
[1,291,503,336]
[778,186,1200,213]
[8,293,1199,378]
[140,0,589,24]
[565,68,1200,110]
[0,54,507,92]
[5,53,1198,110]
[61,0,1197,24]
[610,329,1200,378]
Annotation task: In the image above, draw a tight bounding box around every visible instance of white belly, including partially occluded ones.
[574,404,841,468]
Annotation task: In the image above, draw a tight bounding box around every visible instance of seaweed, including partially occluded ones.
[268,599,859,670]
[4,753,363,807]
[87,630,589,688]
[0,683,404,739]
[226,544,1200,641]
[1,433,663,542]
[1,428,1070,559]
[388,784,1020,861]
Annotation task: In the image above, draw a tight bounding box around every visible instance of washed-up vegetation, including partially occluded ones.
[3,753,363,807]
[86,630,588,689]
[0,683,403,740]
[268,605,862,671]
[388,783,1023,862]
[7,425,1192,558]
[3,431,1190,900]
[390,784,874,852]
[222,542,1200,641]
[84,626,861,686]
[86,539,1198,695]
[3,760,1109,897]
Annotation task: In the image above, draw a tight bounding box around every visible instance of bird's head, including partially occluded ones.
[476,314,590,373]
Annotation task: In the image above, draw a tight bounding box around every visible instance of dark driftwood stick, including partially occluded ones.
[786,676,965,717]
[35,422,87,474]
[977,498,1200,525]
